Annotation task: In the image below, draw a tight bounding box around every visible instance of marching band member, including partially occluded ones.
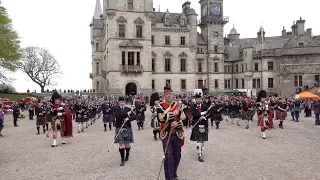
[35,99,47,135]
[242,98,254,129]
[157,84,184,180]
[134,96,146,130]
[256,90,274,139]
[51,91,73,147]
[75,97,85,133]
[275,98,289,129]
[150,92,161,141]
[211,99,223,129]
[190,93,208,162]
[114,96,136,166]
[101,97,114,132]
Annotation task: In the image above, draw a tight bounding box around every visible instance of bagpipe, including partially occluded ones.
[52,104,66,122]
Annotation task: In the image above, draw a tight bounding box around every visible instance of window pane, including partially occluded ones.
[128,52,134,65]
[136,25,142,38]
[122,51,125,65]
[152,58,155,72]
[119,25,125,37]
[137,52,140,65]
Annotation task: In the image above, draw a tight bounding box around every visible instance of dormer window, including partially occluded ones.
[180,18,186,26]
[165,17,170,26]
[299,43,304,47]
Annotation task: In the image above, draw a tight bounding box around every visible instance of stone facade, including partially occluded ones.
[90,0,320,97]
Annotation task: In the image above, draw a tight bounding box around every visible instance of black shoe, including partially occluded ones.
[37,132,40,135]
[279,124,283,129]
[154,136,157,141]
[14,125,18,127]
[104,129,107,132]
[120,160,125,166]
[198,156,204,162]
[125,156,129,161]
[0,134,3,137]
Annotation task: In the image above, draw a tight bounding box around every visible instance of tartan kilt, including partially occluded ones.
[222,111,228,116]
[278,111,287,120]
[89,112,96,119]
[114,127,134,144]
[213,114,223,121]
[230,112,240,118]
[243,111,253,121]
[136,115,145,122]
[190,125,208,142]
[103,114,114,123]
[36,116,47,126]
[75,114,86,123]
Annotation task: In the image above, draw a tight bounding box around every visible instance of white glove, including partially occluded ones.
[57,113,63,116]
[57,107,64,111]
[200,111,207,116]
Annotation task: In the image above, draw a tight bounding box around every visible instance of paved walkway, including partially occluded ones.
[1,110,320,180]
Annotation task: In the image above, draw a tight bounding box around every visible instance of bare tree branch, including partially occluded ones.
[18,46,62,92]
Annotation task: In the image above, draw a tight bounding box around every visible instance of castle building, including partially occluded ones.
[90,0,320,97]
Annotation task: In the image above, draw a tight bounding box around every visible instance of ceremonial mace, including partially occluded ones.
[157,127,173,180]
[156,105,181,180]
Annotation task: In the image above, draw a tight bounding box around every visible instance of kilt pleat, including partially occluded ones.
[190,126,208,142]
[114,127,134,144]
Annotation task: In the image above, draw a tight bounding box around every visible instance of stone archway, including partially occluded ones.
[125,82,137,95]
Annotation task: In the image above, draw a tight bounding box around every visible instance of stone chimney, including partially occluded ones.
[182,1,191,13]
[306,28,312,36]
[296,17,305,35]
[282,26,286,37]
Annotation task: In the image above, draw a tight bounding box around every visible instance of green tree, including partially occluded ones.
[0,1,21,82]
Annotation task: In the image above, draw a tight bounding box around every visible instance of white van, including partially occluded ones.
[187,89,203,96]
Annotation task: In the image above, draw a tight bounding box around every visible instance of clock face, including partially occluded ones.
[202,4,207,17]
[211,3,221,15]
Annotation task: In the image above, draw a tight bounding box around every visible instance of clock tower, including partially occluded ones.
[199,0,228,90]
[199,0,228,54]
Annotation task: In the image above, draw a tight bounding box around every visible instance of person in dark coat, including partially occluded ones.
[313,100,320,125]
[114,96,136,166]
[12,102,20,127]
[190,93,209,162]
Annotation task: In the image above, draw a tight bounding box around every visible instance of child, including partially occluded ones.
[0,106,4,137]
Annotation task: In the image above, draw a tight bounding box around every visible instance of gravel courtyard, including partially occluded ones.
[1,110,320,180]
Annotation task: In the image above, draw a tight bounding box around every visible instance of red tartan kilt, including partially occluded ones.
[257,116,274,129]
[278,111,287,120]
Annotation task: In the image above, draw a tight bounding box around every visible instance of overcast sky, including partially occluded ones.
[2,0,319,93]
